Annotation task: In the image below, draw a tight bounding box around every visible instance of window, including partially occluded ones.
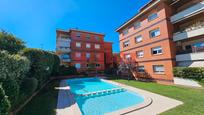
[123,29,129,35]
[134,22,141,29]
[185,45,192,52]
[148,13,158,21]
[96,64,100,67]
[125,54,131,60]
[138,66,145,73]
[135,35,143,43]
[75,52,81,58]
[86,43,91,48]
[150,29,160,38]
[86,35,90,39]
[136,51,144,58]
[86,53,91,58]
[76,42,81,48]
[75,63,81,69]
[95,44,100,49]
[76,32,81,38]
[95,36,100,41]
[123,40,130,47]
[153,65,165,73]
[152,46,162,55]
[61,54,70,59]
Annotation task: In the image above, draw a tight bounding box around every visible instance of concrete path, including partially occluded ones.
[56,80,82,115]
[174,77,202,88]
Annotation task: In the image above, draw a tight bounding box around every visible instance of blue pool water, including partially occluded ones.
[67,78,144,115]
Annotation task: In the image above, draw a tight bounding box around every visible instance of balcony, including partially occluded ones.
[61,59,71,62]
[56,38,71,47]
[171,2,204,24]
[173,23,204,41]
[176,52,204,62]
[56,47,71,53]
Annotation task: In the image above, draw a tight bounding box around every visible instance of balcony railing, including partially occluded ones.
[171,1,204,23]
[176,52,204,62]
[173,23,204,41]
[56,38,71,47]
[56,47,71,53]
[61,58,71,62]
[176,49,193,55]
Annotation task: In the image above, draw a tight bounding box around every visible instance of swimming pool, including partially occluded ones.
[67,78,144,115]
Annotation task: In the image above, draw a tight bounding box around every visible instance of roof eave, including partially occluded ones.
[115,0,161,32]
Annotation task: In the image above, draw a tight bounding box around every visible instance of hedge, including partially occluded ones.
[173,67,204,80]
[0,51,30,81]
[0,84,11,115]
[21,77,38,95]
[0,31,25,54]
[2,78,19,105]
[0,31,61,114]
[51,54,60,76]
[59,65,77,76]
[20,48,58,86]
[0,51,30,106]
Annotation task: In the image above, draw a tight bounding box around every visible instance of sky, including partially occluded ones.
[0,0,149,52]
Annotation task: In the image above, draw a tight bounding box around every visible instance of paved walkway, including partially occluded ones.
[56,80,82,115]
[174,77,202,88]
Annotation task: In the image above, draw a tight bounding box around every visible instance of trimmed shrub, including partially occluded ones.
[0,51,30,83]
[20,48,55,86]
[173,67,185,78]
[173,67,204,80]
[21,77,38,95]
[0,84,11,115]
[105,67,114,74]
[105,67,117,75]
[2,78,19,105]
[0,31,25,54]
[51,54,60,76]
[59,65,77,76]
[0,51,30,105]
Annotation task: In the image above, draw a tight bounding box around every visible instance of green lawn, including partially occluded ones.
[113,79,204,115]
[199,80,204,87]
[17,81,59,115]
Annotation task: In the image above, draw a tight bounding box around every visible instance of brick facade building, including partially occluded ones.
[116,0,204,84]
[56,29,113,72]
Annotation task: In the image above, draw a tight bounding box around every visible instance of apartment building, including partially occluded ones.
[56,29,113,72]
[104,42,114,68]
[116,0,204,84]
[170,0,204,67]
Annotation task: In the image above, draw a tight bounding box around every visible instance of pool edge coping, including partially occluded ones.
[57,78,184,115]
[103,79,183,115]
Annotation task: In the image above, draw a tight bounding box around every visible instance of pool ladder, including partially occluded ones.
[77,88,126,97]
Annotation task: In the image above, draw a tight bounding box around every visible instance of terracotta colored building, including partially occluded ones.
[56,29,113,72]
[104,42,113,68]
[116,0,204,84]
[113,53,121,66]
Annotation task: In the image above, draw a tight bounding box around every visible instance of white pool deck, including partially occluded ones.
[56,79,183,115]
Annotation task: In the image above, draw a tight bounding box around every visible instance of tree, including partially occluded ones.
[0,30,25,54]
[0,84,11,115]
[117,58,138,80]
